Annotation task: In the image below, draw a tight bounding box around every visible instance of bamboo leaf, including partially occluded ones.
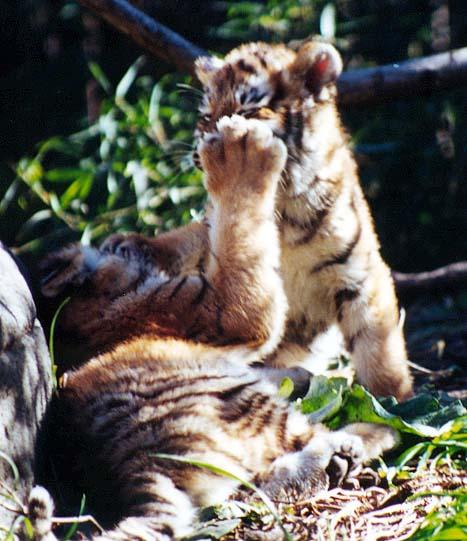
[116,56,146,101]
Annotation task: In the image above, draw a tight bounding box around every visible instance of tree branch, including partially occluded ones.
[338,48,467,106]
[77,0,467,105]
[78,0,206,76]
[393,262,467,292]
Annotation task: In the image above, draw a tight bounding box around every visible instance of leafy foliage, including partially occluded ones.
[216,0,330,42]
[10,58,204,255]
[299,376,467,540]
[408,489,467,541]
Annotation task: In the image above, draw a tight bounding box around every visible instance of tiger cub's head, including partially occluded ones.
[194,41,343,194]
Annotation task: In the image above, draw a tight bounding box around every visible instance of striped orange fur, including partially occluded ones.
[38,115,399,541]
[44,41,412,400]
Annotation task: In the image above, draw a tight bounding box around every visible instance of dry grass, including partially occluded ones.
[221,467,466,541]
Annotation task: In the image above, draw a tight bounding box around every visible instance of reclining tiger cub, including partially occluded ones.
[35,41,407,541]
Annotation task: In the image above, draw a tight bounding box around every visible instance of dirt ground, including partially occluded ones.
[404,291,467,399]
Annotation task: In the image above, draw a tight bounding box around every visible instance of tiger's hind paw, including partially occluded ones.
[321,423,399,488]
[262,424,398,502]
[40,244,99,298]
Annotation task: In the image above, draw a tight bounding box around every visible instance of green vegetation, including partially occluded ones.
[1,0,466,270]
[0,1,465,540]
[11,60,204,255]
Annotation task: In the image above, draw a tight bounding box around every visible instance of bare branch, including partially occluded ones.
[77,0,467,105]
[78,0,207,76]
[338,48,467,106]
[393,261,467,292]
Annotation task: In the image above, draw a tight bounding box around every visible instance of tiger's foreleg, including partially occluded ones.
[41,116,288,357]
[260,422,398,502]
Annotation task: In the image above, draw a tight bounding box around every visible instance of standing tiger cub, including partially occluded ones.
[36,116,399,541]
[197,41,412,400]
[42,41,412,400]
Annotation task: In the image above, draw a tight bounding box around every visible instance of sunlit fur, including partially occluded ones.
[197,41,412,401]
[49,41,411,399]
[39,116,398,541]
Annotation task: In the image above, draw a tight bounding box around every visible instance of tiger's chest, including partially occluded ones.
[280,193,360,341]
[279,239,334,334]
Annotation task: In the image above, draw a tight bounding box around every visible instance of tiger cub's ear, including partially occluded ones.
[288,41,343,96]
[195,56,225,86]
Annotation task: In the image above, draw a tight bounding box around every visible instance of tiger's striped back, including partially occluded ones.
[41,339,396,541]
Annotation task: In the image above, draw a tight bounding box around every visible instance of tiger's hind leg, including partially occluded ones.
[260,422,398,502]
[335,269,413,401]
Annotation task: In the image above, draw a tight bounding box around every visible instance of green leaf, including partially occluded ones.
[300,376,347,422]
[387,393,466,429]
[89,62,112,94]
[49,192,63,216]
[49,297,70,388]
[431,526,467,540]
[45,168,89,183]
[18,159,43,184]
[394,442,428,469]
[37,136,83,158]
[63,494,87,541]
[60,178,86,208]
[328,384,466,437]
[116,56,146,101]
[278,377,294,399]
[23,517,34,540]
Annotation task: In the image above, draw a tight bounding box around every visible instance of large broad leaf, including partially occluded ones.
[300,376,347,423]
[299,377,466,438]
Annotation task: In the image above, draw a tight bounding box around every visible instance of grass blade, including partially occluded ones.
[154,453,293,541]
[49,297,70,388]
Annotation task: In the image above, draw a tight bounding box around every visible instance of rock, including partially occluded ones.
[0,243,52,528]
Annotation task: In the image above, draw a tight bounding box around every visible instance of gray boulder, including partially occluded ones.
[0,243,52,528]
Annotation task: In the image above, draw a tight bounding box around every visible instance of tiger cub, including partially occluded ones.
[44,40,411,399]
[37,117,398,541]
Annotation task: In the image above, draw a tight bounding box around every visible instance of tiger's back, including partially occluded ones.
[43,338,395,541]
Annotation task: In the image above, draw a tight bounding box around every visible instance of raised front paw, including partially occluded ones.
[198,115,287,197]
[40,244,99,298]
